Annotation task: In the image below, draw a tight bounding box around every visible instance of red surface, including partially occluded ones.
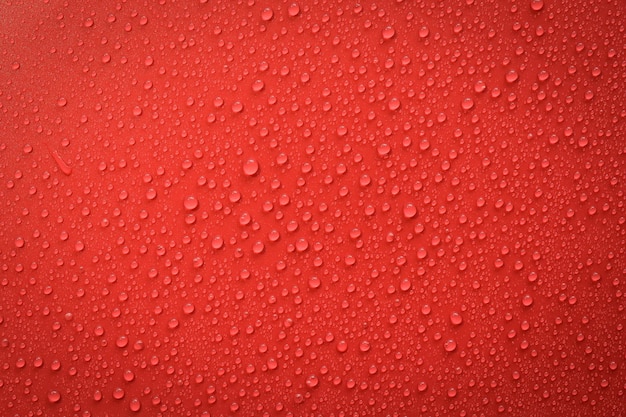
[1,0,625,416]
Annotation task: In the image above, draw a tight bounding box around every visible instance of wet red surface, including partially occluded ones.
[1,0,625,416]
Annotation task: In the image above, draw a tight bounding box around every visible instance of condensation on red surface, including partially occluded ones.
[1,0,625,416]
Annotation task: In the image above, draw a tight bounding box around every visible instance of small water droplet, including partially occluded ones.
[288,3,300,16]
[47,390,61,403]
[382,26,395,40]
[308,276,321,289]
[261,7,274,21]
[336,340,348,353]
[403,204,417,219]
[388,97,401,111]
[530,0,544,11]
[506,70,519,83]
[522,294,534,307]
[252,79,265,92]
[130,398,141,412]
[359,340,371,352]
[461,97,474,110]
[184,196,199,210]
[444,339,457,352]
[112,388,125,400]
[243,159,259,176]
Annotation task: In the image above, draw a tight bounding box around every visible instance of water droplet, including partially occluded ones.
[377,143,391,156]
[116,336,129,348]
[474,80,486,93]
[450,312,463,325]
[113,388,125,400]
[47,390,61,403]
[382,26,395,40]
[261,7,274,21]
[243,159,259,176]
[388,97,401,111]
[336,340,348,353]
[403,204,417,219]
[359,340,371,352]
[267,358,278,370]
[252,79,265,92]
[231,101,244,113]
[461,97,474,110]
[123,369,135,382]
[530,0,544,11]
[522,294,534,307]
[252,241,265,254]
[130,398,141,412]
[506,70,519,83]
[288,3,300,16]
[212,236,224,250]
[308,276,321,289]
[306,375,319,388]
[444,339,457,352]
[184,196,199,211]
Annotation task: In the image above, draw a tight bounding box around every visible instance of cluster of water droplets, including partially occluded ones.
[0,0,625,416]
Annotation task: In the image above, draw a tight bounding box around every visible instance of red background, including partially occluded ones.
[1,0,625,416]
